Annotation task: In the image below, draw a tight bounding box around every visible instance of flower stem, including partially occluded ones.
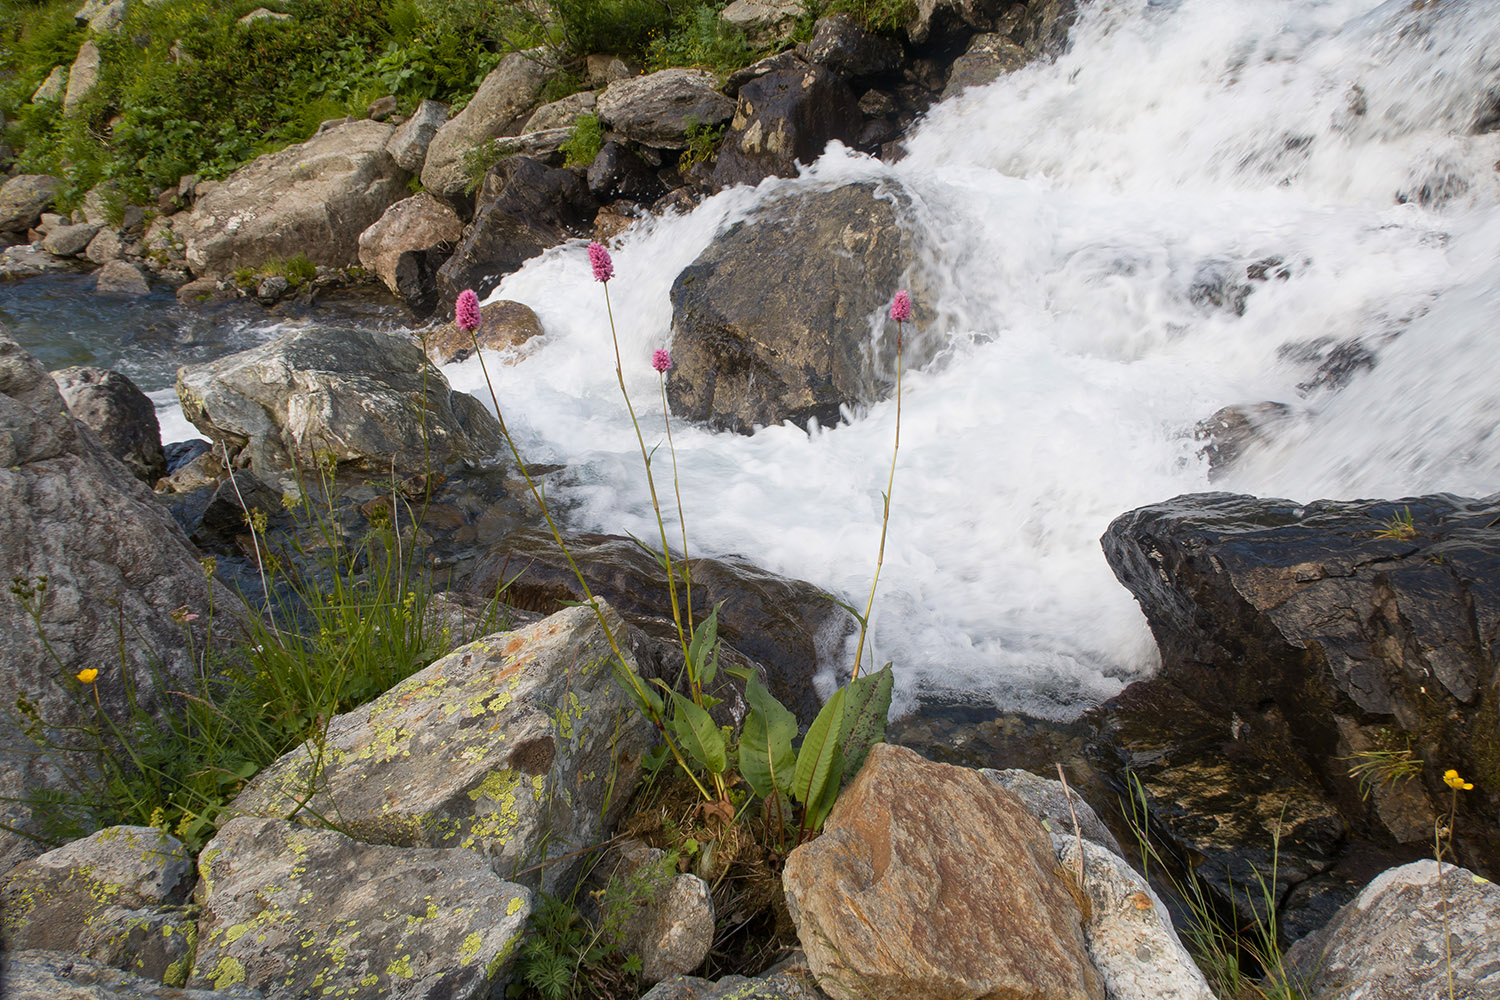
[850,325,903,680]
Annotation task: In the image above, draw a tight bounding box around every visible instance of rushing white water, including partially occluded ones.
[446,0,1500,718]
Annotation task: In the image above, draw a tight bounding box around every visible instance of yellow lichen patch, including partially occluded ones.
[459,931,483,963]
[210,956,248,989]
[507,896,524,917]
[361,974,379,986]
[487,930,524,978]
[386,954,414,979]
[224,922,253,944]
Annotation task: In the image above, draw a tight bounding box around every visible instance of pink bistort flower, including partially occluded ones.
[890,290,912,323]
[588,242,614,283]
[652,349,672,373]
[455,289,481,332]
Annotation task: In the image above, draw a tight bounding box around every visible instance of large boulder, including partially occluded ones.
[0,174,59,233]
[597,69,736,149]
[421,50,553,200]
[356,192,463,298]
[710,58,862,190]
[95,259,151,298]
[386,98,449,173]
[190,817,532,999]
[667,181,923,433]
[1101,492,1500,876]
[228,603,657,896]
[782,743,1104,1000]
[51,366,167,484]
[433,156,597,316]
[180,120,409,276]
[176,327,504,485]
[0,332,225,875]
[523,90,597,133]
[1286,859,1500,999]
[720,0,806,46]
[805,15,903,80]
[6,950,265,1000]
[1,825,197,983]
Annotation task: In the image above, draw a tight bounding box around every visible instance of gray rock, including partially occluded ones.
[0,335,225,873]
[0,174,59,232]
[667,180,928,433]
[358,192,463,296]
[597,68,735,149]
[386,98,449,173]
[31,65,67,103]
[181,120,407,276]
[1286,860,1500,1000]
[424,298,545,366]
[237,7,290,25]
[1052,836,1217,1000]
[421,50,553,199]
[86,226,124,264]
[720,0,805,46]
[983,767,1124,856]
[77,0,127,32]
[176,326,504,483]
[587,141,666,203]
[190,817,532,999]
[943,33,1030,98]
[782,744,1103,1000]
[367,94,398,121]
[64,40,101,113]
[0,244,72,279]
[6,950,265,1000]
[228,602,657,896]
[585,53,638,88]
[51,366,166,484]
[805,15,903,79]
[523,90,597,133]
[711,59,861,190]
[95,259,151,297]
[41,221,102,257]
[593,840,714,984]
[253,274,288,303]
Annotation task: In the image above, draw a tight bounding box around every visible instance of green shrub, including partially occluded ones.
[646,3,758,74]
[823,0,916,33]
[550,0,673,59]
[561,112,604,168]
[680,116,724,168]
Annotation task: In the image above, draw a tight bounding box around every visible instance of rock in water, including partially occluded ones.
[711,58,862,191]
[51,366,166,484]
[668,181,925,433]
[782,743,1104,1000]
[176,327,504,484]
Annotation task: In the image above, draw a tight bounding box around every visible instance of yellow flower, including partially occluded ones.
[1444,769,1473,791]
[76,668,99,684]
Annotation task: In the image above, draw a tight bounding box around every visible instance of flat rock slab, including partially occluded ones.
[190,817,532,1000]
[7,949,265,999]
[229,602,656,895]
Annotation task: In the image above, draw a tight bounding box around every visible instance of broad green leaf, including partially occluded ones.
[699,644,719,689]
[616,662,663,719]
[686,604,720,682]
[803,744,844,831]
[792,687,845,807]
[838,663,893,786]
[738,700,796,799]
[666,688,727,774]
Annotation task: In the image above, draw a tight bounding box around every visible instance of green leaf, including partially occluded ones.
[837,663,894,786]
[821,591,867,628]
[803,744,844,831]
[737,704,795,799]
[666,688,727,774]
[626,531,671,573]
[686,604,720,682]
[792,687,845,807]
[615,661,663,719]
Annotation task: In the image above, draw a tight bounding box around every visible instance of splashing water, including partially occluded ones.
[446,0,1500,718]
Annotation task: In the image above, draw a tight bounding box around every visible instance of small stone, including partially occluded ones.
[32,65,67,103]
[237,7,290,25]
[95,259,150,297]
[367,94,398,121]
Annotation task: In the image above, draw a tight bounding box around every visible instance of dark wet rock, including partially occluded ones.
[176,470,283,554]
[724,51,807,97]
[805,15,903,80]
[943,33,1030,97]
[176,327,504,484]
[1101,491,1500,878]
[424,298,544,366]
[164,438,211,474]
[667,180,925,433]
[588,141,667,204]
[51,366,166,484]
[464,527,850,724]
[711,59,862,191]
[1280,337,1378,395]
[1193,401,1292,478]
[434,156,597,317]
[598,69,736,149]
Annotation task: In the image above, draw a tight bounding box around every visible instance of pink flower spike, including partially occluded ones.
[588,241,614,283]
[890,290,912,323]
[455,289,481,333]
[652,349,672,373]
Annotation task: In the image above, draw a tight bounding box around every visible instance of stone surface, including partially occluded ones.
[87,226,124,263]
[782,743,1104,1000]
[806,15,903,79]
[720,0,806,46]
[6,950,265,999]
[190,817,532,999]
[32,65,67,103]
[523,90,597,133]
[1193,401,1293,478]
[51,366,166,484]
[95,259,151,297]
[943,32,1030,98]
[433,156,596,315]
[586,54,638,88]
[1286,860,1500,999]
[983,767,1124,856]
[64,40,101,112]
[0,333,224,875]
[76,0,128,33]
[176,326,503,483]
[712,59,862,191]
[1053,836,1216,1000]
[421,50,553,199]
[424,298,544,365]
[237,7,290,25]
[1102,491,1500,875]
[41,222,101,257]
[386,98,448,173]
[587,141,666,203]
[0,174,60,233]
[593,839,714,984]
[667,180,924,433]
[357,192,463,296]
[229,603,656,896]
[597,68,735,148]
[180,120,408,276]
